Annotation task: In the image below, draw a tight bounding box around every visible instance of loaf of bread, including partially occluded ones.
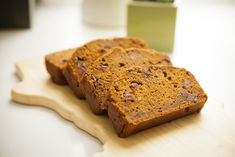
[45,48,76,85]
[63,38,148,98]
[107,66,208,137]
[44,37,208,138]
[80,47,172,114]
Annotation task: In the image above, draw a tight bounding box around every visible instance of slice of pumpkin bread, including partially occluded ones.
[80,47,172,114]
[45,48,76,85]
[63,38,148,98]
[107,66,208,137]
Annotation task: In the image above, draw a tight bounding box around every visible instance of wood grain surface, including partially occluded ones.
[11,57,235,157]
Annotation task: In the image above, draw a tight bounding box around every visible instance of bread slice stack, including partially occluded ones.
[45,37,207,137]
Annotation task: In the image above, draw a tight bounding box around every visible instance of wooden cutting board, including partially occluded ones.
[11,57,235,157]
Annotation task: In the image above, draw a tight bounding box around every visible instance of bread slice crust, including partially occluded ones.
[45,48,76,85]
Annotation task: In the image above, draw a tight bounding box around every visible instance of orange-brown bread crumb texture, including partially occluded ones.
[107,66,208,137]
[63,37,148,98]
[45,48,76,85]
[80,47,172,114]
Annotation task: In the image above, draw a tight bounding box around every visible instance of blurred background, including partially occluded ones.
[0,0,235,157]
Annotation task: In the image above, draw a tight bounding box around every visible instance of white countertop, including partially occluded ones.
[1,1,235,157]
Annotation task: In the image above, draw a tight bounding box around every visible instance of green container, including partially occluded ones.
[127,1,177,52]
